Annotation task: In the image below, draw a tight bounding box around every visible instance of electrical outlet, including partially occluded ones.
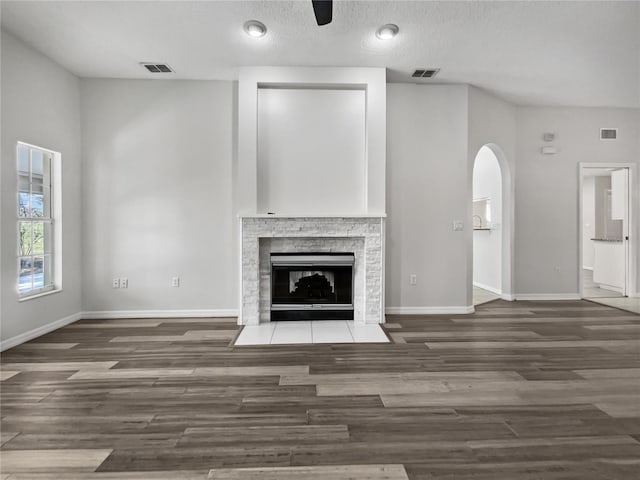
[120,277,128,288]
[410,274,417,286]
[171,276,180,287]
[453,220,464,231]
[112,278,120,288]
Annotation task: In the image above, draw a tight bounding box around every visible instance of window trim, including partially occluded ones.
[16,141,62,300]
[18,287,63,302]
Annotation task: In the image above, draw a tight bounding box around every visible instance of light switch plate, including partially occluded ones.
[453,220,464,231]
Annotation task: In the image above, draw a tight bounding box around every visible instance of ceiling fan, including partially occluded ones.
[312,0,333,26]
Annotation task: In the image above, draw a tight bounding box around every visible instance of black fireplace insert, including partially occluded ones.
[271,252,354,320]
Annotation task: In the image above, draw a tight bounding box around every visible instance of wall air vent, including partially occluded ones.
[412,68,440,79]
[600,128,617,140]
[140,63,174,73]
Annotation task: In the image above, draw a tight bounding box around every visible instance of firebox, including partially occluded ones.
[270,253,354,320]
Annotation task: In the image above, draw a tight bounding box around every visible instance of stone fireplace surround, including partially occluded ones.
[240,215,385,326]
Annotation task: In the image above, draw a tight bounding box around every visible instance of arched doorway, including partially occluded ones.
[472,144,513,305]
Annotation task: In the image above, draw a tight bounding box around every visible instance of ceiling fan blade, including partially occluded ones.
[312,0,333,26]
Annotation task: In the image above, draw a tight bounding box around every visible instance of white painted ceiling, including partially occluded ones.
[2,0,639,107]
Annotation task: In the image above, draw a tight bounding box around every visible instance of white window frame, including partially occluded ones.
[16,142,62,300]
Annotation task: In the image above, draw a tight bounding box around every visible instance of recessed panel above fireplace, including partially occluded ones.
[271,253,354,321]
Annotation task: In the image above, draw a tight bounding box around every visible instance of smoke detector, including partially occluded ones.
[140,63,174,73]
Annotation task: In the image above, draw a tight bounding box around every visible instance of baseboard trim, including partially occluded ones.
[501,293,515,301]
[81,309,239,320]
[593,284,623,294]
[386,306,475,315]
[1,309,240,351]
[514,294,581,301]
[473,281,502,295]
[0,312,82,352]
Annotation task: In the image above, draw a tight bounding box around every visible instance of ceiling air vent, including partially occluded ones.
[412,68,440,79]
[600,128,617,140]
[140,63,174,73]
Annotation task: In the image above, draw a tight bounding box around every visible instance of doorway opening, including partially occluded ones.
[472,145,512,306]
[579,164,636,311]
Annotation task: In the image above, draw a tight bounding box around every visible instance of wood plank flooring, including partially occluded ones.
[1,299,639,479]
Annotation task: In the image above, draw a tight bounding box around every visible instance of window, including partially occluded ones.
[17,143,56,297]
[472,197,492,230]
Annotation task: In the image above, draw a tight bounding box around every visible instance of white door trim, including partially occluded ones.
[578,162,636,298]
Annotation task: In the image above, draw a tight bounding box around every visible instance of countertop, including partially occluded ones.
[591,238,623,243]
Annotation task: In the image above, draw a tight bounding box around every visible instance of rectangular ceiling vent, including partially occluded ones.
[412,68,440,79]
[600,128,617,140]
[140,63,174,73]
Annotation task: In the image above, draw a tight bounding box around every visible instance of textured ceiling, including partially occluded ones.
[1,0,639,107]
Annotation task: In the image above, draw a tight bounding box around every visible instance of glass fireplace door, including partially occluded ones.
[270,253,354,320]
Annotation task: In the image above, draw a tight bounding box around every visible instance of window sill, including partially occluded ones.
[19,288,63,302]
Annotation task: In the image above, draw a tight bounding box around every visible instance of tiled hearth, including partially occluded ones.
[235,320,389,345]
[239,215,385,326]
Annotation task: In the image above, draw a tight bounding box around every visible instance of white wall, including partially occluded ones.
[386,84,470,311]
[4,35,638,344]
[473,146,502,293]
[1,31,83,345]
[237,67,386,214]
[636,112,640,296]
[515,107,639,296]
[80,79,237,314]
[257,88,366,214]
[582,175,595,269]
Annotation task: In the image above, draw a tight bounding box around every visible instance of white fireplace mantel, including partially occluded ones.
[240,213,387,219]
[239,215,385,326]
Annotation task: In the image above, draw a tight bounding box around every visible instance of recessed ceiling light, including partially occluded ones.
[376,24,399,40]
[244,20,267,38]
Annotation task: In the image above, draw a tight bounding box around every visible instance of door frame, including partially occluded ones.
[578,162,637,298]
[471,143,513,302]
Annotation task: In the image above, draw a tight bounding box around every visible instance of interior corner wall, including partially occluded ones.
[386,84,470,310]
[80,79,237,314]
[1,30,82,343]
[515,107,640,296]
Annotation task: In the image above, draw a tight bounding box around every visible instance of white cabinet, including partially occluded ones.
[592,240,624,292]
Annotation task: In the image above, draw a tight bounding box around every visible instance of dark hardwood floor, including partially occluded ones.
[1,300,639,479]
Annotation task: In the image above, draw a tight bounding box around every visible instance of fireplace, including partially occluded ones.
[270,253,354,321]
[240,215,384,325]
